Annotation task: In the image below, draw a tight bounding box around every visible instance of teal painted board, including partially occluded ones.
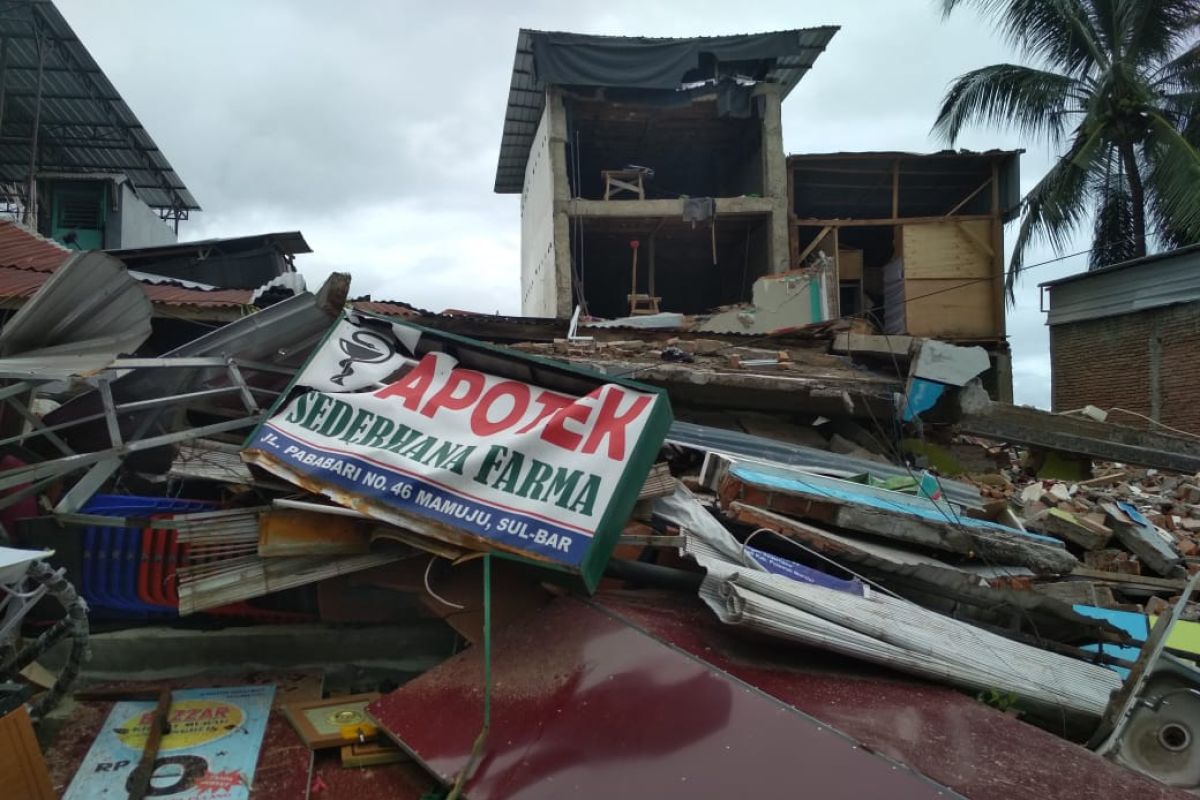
[729,464,1063,547]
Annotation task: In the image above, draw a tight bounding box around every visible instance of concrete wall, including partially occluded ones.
[1050,301,1200,434]
[109,182,176,249]
[520,106,557,316]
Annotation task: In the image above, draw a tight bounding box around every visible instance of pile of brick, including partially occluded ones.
[967,459,1200,617]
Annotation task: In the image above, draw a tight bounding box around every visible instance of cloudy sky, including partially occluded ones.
[56,0,1094,408]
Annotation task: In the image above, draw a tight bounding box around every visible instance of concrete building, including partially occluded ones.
[496,28,836,319]
[0,2,197,249]
[1041,244,1200,434]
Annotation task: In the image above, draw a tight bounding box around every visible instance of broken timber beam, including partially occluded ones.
[957,384,1200,474]
[718,465,1077,574]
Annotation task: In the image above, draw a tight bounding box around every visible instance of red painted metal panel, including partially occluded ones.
[598,591,1194,800]
[368,597,952,799]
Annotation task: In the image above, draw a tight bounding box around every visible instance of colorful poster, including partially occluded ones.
[63,685,275,800]
[242,315,672,588]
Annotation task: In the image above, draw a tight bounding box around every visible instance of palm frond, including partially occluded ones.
[941,0,1109,74]
[1088,145,1138,267]
[1122,0,1200,68]
[933,63,1083,143]
[1142,112,1200,245]
[1007,122,1106,298]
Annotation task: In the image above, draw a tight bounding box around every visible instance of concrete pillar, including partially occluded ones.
[757,84,789,274]
[547,88,574,318]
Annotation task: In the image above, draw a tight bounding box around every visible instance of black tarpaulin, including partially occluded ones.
[530,30,811,90]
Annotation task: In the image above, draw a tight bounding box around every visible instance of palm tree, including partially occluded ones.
[933,0,1200,295]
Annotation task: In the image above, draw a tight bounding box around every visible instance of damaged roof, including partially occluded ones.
[0,1,197,211]
[0,220,253,311]
[495,27,839,193]
[788,149,1023,222]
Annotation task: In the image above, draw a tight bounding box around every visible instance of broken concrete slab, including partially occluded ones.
[1102,502,1187,579]
[957,382,1200,474]
[910,340,991,387]
[1029,508,1112,551]
[718,464,1077,574]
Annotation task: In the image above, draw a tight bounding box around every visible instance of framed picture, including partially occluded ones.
[340,740,408,768]
[281,693,381,750]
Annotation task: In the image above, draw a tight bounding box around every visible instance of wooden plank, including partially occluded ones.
[0,705,55,800]
[258,509,372,557]
[954,220,994,258]
[838,247,863,281]
[892,159,900,219]
[903,278,998,338]
[1071,566,1189,592]
[794,214,992,227]
[944,176,993,217]
[795,225,833,265]
[902,221,992,280]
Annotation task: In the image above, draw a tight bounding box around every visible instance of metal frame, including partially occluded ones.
[0,354,283,516]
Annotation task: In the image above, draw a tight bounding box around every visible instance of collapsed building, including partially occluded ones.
[500,28,1018,397]
[0,13,1198,800]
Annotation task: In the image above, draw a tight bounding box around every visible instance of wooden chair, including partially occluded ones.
[602,169,646,201]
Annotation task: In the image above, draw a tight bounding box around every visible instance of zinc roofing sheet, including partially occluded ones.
[0,1,197,210]
[0,220,249,308]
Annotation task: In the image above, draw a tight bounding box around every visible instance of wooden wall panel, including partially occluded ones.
[902,220,993,280]
[903,278,998,338]
[900,220,1002,339]
[0,705,55,800]
[837,247,863,280]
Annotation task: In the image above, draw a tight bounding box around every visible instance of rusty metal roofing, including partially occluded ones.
[495,27,839,193]
[351,299,423,318]
[0,263,251,309]
[0,2,197,211]
[0,220,251,309]
[0,219,71,271]
[139,284,251,308]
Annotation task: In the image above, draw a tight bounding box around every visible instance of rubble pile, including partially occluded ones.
[0,262,1196,799]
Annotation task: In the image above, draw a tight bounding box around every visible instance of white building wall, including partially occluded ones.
[520,106,558,317]
[111,182,177,249]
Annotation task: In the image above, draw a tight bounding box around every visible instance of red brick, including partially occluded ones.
[1050,303,1200,435]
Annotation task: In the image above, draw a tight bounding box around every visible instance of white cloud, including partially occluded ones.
[55,0,1107,407]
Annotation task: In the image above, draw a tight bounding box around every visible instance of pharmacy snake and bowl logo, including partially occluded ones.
[330,329,395,386]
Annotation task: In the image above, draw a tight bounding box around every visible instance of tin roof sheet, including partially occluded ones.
[0,2,197,210]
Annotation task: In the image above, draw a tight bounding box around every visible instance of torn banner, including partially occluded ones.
[243,314,672,589]
[63,685,274,800]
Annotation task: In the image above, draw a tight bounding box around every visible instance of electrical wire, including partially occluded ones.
[423,556,465,610]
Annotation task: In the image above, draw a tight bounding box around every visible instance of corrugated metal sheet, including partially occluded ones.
[0,2,197,210]
[495,27,838,194]
[1042,245,1200,326]
[0,250,151,368]
[351,300,422,318]
[0,219,71,271]
[0,220,252,309]
[139,284,251,309]
[788,150,1023,222]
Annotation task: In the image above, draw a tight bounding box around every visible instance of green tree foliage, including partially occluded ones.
[934,1,1200,296]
